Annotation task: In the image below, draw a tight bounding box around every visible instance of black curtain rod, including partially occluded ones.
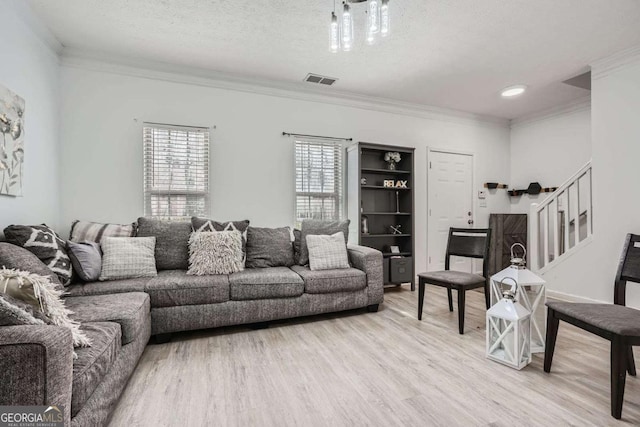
[282,132,352,142]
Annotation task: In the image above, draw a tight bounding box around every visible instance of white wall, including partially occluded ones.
[0,3,61,229]
[540,53,640,308]
[509,103,591,214]
[59,64,511,275]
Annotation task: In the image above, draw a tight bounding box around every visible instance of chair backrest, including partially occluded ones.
[614,233,640,305]
[445,228,492,278]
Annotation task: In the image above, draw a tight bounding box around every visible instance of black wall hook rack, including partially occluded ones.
[508,182,558,197]
[484,182,509,189]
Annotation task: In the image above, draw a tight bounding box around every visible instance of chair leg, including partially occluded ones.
[627,346,636,376]
[447,287,453,312]
[418,281,425,320]
[457,289,465,334]
[484,281,491,310]
[611,337,627,419]
[543,308,560,373]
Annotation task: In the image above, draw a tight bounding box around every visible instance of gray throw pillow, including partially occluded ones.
[67,241,102,282]
[187,231,243,275]
[99,237,157,281]
[137,217,191,270]
[0,242,63,290]
[299,219,350,266]
[246,226,295,268]
[3,224,73,285]
[307,232,350,271]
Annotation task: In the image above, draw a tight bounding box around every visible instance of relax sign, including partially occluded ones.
[383,180,408,188]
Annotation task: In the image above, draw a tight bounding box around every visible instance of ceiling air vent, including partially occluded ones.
[304,73,338,86]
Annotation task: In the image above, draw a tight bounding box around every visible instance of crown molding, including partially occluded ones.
[60,48,509,128]
[591,44,640,80]
[8,0,63,58]
[510,95,591,128]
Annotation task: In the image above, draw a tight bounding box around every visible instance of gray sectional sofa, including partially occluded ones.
[0,221,383,426]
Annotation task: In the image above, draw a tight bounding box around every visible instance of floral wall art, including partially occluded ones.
[0,83,25,196]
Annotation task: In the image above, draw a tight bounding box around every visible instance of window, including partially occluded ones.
[143,123,210,219]
[295,139,343,225]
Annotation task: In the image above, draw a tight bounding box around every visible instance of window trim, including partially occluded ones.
[294,138,344,227]
[143,123,210,219]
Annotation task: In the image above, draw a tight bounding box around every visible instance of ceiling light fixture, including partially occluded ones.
[330,0,390,52]
[501,85,527,98]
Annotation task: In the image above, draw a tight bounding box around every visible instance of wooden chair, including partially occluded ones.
[418,228,492,334]
[544,233,640,419]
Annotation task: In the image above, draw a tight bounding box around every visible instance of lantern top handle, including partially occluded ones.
[500,277,518,300]
[510,243,526,269]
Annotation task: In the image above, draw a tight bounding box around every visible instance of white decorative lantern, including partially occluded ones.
[486,277,532,370]
[490,243,546,353]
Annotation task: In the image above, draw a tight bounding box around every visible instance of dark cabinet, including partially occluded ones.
[347,142,415,290]
[488,213,528,276]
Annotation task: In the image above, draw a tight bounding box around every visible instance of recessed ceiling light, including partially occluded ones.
[500,85,527,98]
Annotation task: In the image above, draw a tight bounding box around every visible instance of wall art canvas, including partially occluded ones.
[0,83,25,196]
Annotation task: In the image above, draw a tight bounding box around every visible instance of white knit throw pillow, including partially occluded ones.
[0,267,91,349]
[187,231,243,275]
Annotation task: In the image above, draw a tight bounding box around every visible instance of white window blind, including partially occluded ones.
[295,139,343,225]
[143,123,210,219]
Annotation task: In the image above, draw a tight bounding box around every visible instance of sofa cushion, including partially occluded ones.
[245,226,295,268]
[291,265,367,294]
[0,242,63,290]
[72,322,121,417]
[146,270,229,308]
[64,277,151,297]
[136,217,191,270]
[229,267,303,300]
[64,292,149,345]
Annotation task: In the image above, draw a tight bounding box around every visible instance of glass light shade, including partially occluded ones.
[330,12,340,53]
[342,3,353,51]
[380,0,390,37]
[368,0,380,34]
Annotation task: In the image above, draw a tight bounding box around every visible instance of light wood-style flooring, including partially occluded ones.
[109,287,640,426]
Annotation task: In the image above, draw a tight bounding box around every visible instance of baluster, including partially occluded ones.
[563,191,570,255]
[543,205,550,266]
[586,168,593,237]
[574,178,581,246]
[552,198,559,261]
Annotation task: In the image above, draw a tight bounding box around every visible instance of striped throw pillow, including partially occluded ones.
[70,220,136,244]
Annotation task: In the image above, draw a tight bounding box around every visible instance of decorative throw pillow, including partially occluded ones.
[0,267,91,348]
[67,241,102,282]
[69,220,136,244]
[246,226,295,268]
[306,232,351,271]
[0,242,64,290]
[99,237,157,281]
[3,224,73,285]
[136,217,191,270]
[0,293,50,326]
[187,231,243,275]
[191,217,250,264]
[299,219,350,266]
[293,228,302,264]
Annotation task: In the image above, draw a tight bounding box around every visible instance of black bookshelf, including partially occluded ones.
[347,142,415,291]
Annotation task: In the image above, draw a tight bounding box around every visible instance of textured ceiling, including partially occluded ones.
[28,0,640,119]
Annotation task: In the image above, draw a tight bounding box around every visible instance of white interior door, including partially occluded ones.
[427,150,474,272]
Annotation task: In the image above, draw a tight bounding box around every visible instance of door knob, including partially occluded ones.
[468,219,474,225]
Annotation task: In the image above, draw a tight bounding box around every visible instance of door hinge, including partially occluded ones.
[429,161,432,169]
